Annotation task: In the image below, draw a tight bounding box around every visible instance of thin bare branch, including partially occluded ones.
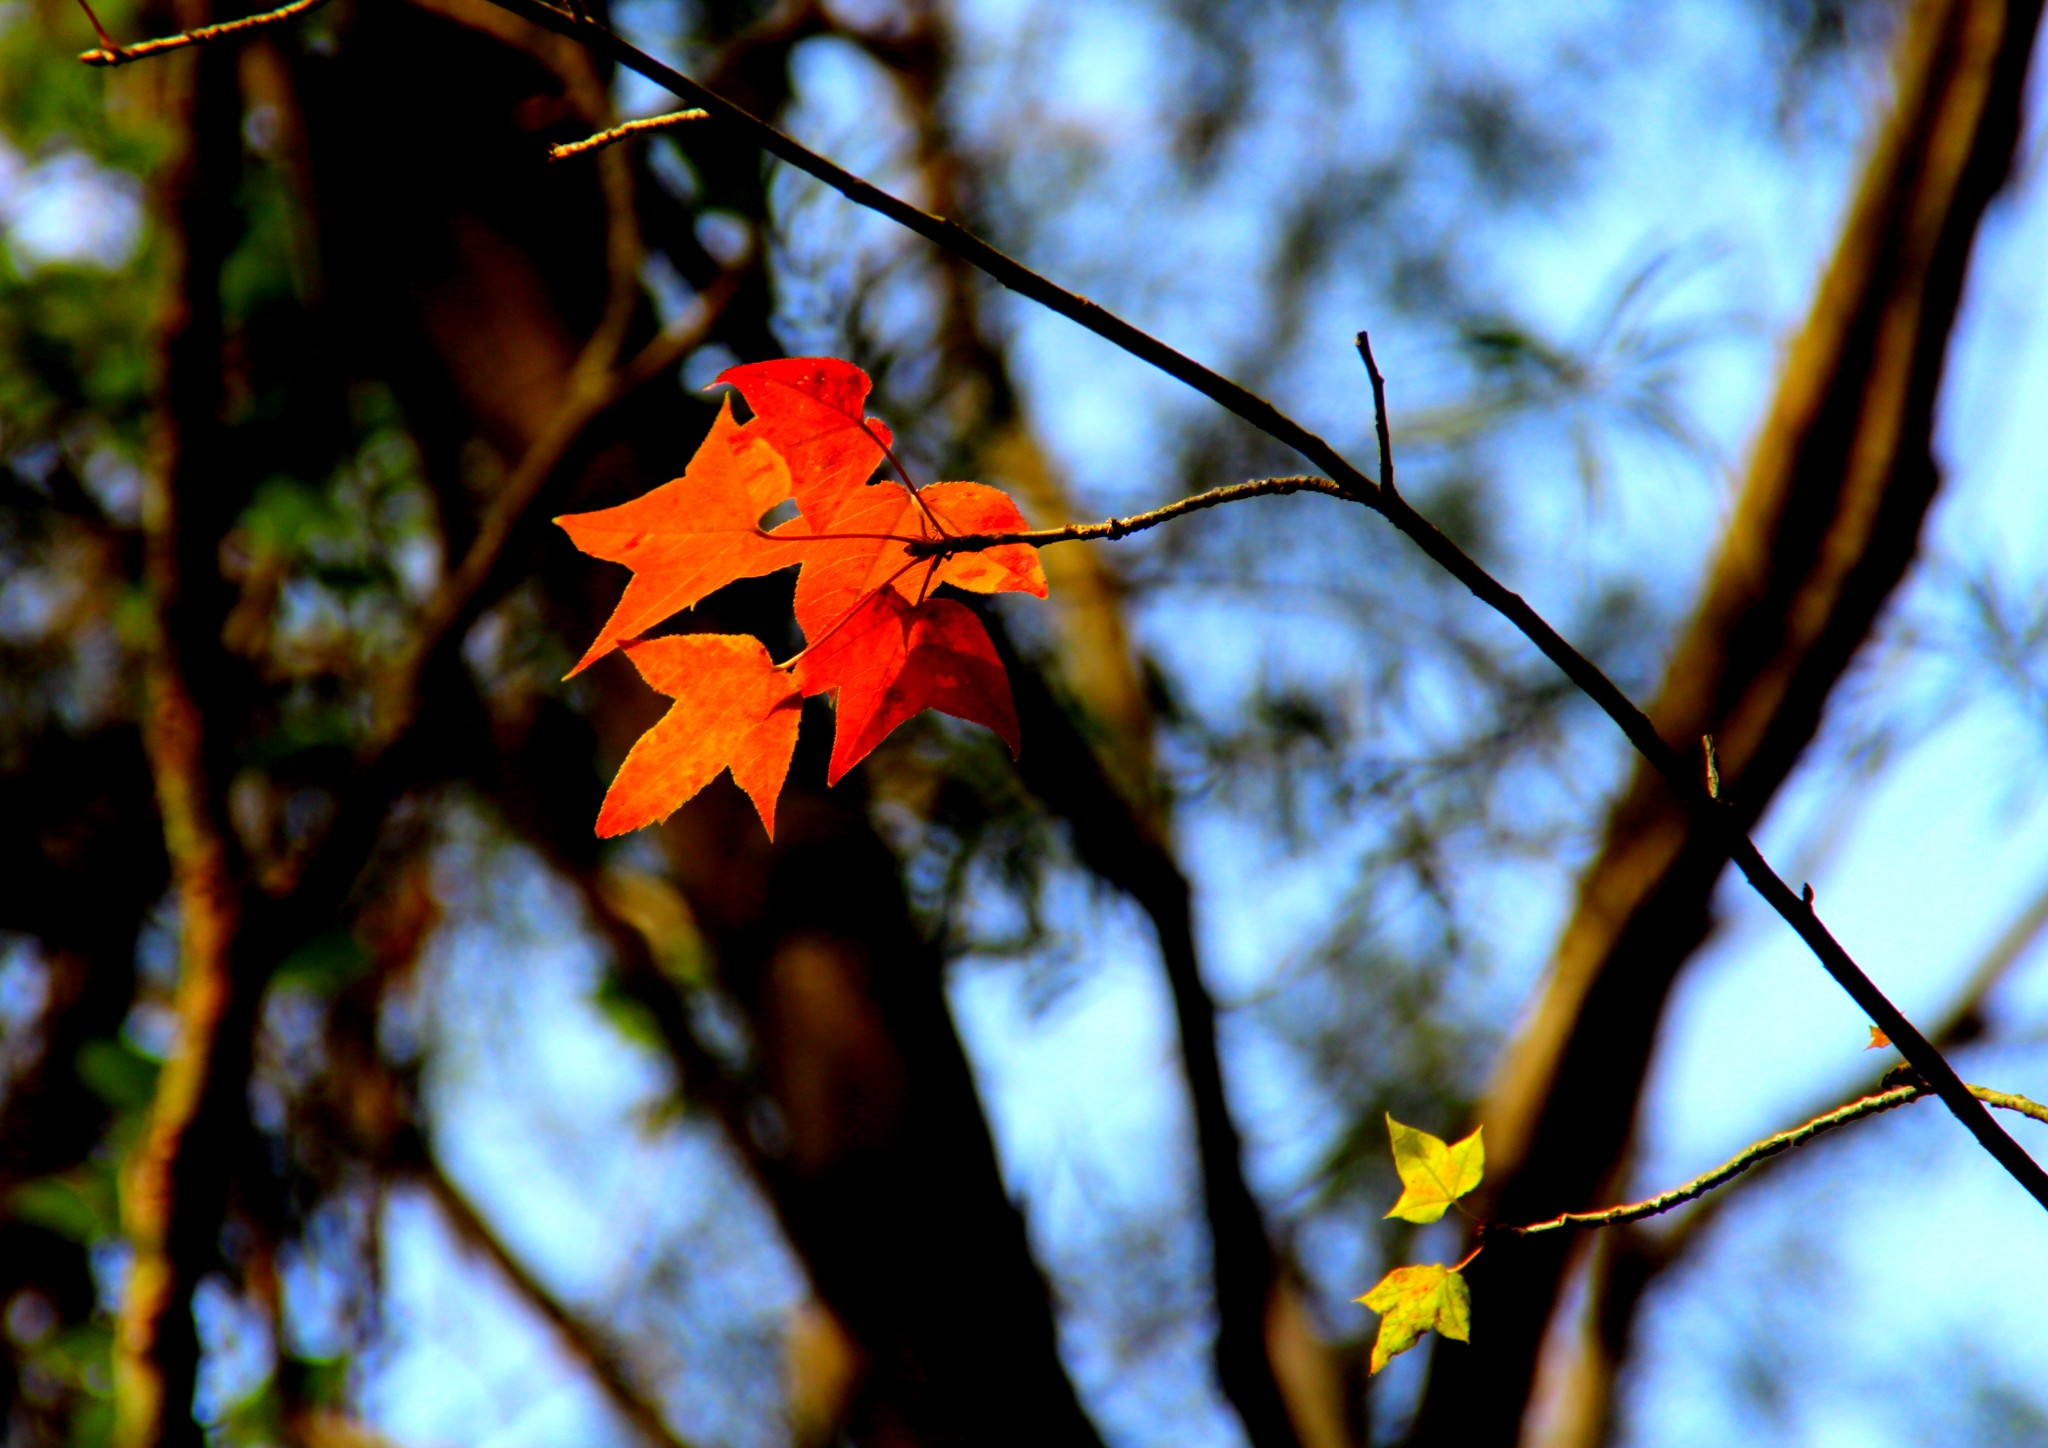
[78,0,327,66]
[549,108,709,161]
[1493,1081,2048,1240]
[908,475,1343,555]
[71,0,119,56]
[470,0,2048,1212]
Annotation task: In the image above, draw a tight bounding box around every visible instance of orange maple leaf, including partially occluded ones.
[596,634,802,838]
[793,589,1019,785]
[561,356,1042,836]
[554,396,797,676]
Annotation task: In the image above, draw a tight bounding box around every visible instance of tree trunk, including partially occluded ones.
[1403,0,2046,1441]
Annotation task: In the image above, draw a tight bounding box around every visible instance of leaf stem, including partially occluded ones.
[859,417,951,537]
[773,556,927,673]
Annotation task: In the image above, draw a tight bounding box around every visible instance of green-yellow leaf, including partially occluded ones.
[1358,1263,1471,1373]
[1383,1114,1484,1224]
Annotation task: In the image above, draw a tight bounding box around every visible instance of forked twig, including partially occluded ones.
[78,0,327,65]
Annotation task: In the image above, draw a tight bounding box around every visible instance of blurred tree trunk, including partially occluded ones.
[855,11,1334,1445]
[1402,0,2045,1442]
[116,8,254,1440]
[293,3,1107,1443]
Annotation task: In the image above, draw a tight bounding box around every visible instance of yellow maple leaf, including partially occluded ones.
[1383,1114,1484,1224]
[1358,1263,1471,1373]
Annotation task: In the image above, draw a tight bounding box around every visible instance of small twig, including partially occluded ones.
[1357,331,1396,496]
[1490,1081,2048,1240]
[906,474,1343,556]
[1703,734,1721,800]
[78,0,327,65]
[548,108,709,161]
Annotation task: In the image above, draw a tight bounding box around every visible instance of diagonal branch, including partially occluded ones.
[462,0,2048,1214]
[406,1143,700,1448]
[1488,1079,2048,1241]
[1528,853,2048,1448]
[1409,1,2048,1438]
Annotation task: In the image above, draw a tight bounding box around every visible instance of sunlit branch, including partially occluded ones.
[548,108,708,161]
[78,0,327,66]
[1492,1081,2048,1241]
[411,0,2048,1212]
[907,475,1343,555]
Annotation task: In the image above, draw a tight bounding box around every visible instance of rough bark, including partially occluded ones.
[1403,0,2046,1441]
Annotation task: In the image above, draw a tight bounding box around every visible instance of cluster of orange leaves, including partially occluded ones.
[556,358,1047,838]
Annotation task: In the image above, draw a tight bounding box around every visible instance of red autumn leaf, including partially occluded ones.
[562,355,1046,837]
[792,588,1019,785]
[596,633,802,838]
[777,477,1047,641]
[716,357,896,530]
[554,396,797,676]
